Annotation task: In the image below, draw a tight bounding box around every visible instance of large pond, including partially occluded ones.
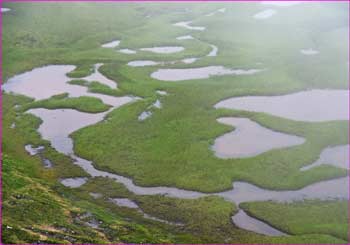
[2,65,125,106]
[213,117,305,158]
[215,89,349,122]
[151,66,262,81]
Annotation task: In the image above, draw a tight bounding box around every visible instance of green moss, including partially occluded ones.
[21,95,111,113]
[2,2,349,243]
[241,200,349,241]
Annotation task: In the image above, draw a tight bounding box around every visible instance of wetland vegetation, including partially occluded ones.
[1,1,349,244]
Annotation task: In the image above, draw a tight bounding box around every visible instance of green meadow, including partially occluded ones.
[2,2,349,244]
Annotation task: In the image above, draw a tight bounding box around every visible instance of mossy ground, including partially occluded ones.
[2,2,349,243]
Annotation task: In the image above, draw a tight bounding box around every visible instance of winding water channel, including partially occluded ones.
[3,11,349,237]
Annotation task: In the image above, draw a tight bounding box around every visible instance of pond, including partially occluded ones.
[101,40,120,48]
[140,46,184,54]
[151,66,262,81]
[213,117,305,158]
[254,9,277,19]
[214,89,349,122]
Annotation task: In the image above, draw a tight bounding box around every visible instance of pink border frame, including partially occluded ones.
[0,0,349,244]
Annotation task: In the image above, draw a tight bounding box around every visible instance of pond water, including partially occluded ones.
[207,45,218,57]
[218,177,348,204]
[173,21,206,31]
[213,117,305,159]
[300,145,349,171]
[2,64,133,107]
[101,40,120,48]
[25,144,45,156]
[119,49,137,54]
[176,35,194,40]
[80,63,117,89]
[151,66,262,81]
[214,89,349,122]
[110,198,139,208]
[253,9,277,19]
[110,197,183,225]
[27,102,132,154]
[8,64,349,234]
[140,46,184,54]
[1,8,11,13]
[138,111,152,121]
[43,158,53,168]
[300,48,319,55]
[232,210,286,236]
[156,90,168,96]
[206,8,226,17]
[182,58,198,64]
[60,177,87,188]
[90,192,102,199]
[127,60,160,67]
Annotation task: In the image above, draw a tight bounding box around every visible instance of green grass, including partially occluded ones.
[240,200,349,241]
[21,94,111,113]
[68,79,124,97]
[2,2,349,243]
[134,194,346,244]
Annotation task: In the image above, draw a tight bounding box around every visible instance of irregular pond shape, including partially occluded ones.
[301,145,349,171]
[43,158,53,168]
[13,63,347,235]
[110,198,139,209]
[254,9,277,19]
[156,90,168,96]
[151,66,262,81]
[70,155,206,199]
[214,89,349,122]
[232,209,286,236]
[182,58,198,64]
[218,177,349,204]
[110,197,183,225]
[176,35,194,40]
[261,1,301,7]
[90,192,102,199]
[79,63,117,89]
[300,48,319,55]
[27,106,348,204]
[2,65,128,106]
[127,60,160,67]
[173,21,206,31]
[207,45,218,57]
[138,111,152,121]
[118,48,137,54]
[27,101,133,154]
[60,177,88,188]
[1,8,11,13]
[101,40,120,48]
[140,46,184,54]
[206,8,226,17]
[152,99,162,109]
[25,144,45,156]
[71,154,348,204]
[213,117,305,159]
